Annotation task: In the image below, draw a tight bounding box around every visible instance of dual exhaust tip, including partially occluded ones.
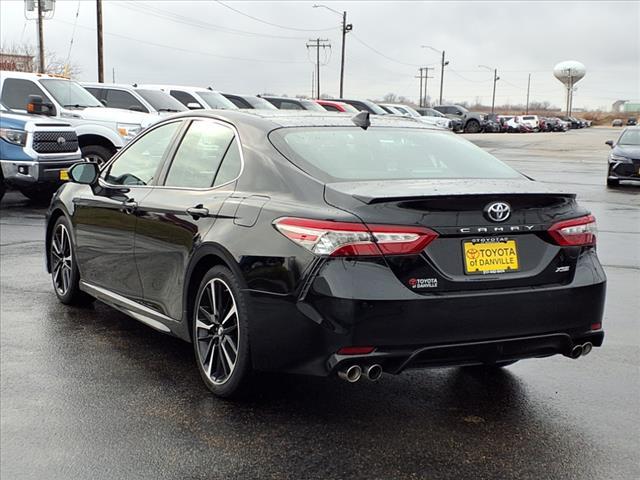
[568,342,593,359]
[338,364,382,383]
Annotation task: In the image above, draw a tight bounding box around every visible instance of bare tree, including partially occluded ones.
[1,41,81,77]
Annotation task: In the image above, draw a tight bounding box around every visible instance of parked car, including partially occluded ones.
[379,103,451,129]
[561,117,581,129]
[504,116,532,133]
[331,98,388,115]
[627,118,637,126]
[605,126,640,187]
[139,84,237,110]
[0,71,154,164]
[482,114,502,133]
[517,115,540,131]
[432,105,485,133]
[377,104,403,115]
[612,119,624,127]
[544,117,569,132]
[417,107,463,131]
[82,83,187,115]
[221,93,278,110]
[259,95,326,111]
[0,101,83,202]
[46,110,605,398]
[314,99,358,113]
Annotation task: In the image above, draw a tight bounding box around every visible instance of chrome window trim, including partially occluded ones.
[153,117,245,192]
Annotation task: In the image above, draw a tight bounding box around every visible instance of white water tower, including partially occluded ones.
[553,61,586,116]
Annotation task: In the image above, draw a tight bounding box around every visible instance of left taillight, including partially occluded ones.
[273,217,438,257]
[548,214,597,246]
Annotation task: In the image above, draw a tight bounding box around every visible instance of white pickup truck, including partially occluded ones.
[0,71,155,164]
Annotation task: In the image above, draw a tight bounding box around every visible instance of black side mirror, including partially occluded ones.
[27,95,54,116]
[605,140,614,148]
[69,162,100,185]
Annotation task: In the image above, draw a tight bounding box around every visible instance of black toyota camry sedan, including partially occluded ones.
[46,110,606,397]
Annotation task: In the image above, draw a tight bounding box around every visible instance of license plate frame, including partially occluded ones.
[462,238,520,275]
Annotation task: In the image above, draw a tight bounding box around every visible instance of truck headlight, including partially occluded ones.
[117,123,143,142]
[0,128,27,146]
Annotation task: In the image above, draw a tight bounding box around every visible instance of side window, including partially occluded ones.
[1,78,51,111]
[104,89,147,112]
[164,120,236,188]
[225,95,251,109]
[279,101,303,110]
[214,137,242,187]
[322,104,339,112]
[170,90,200,107]
[105,121,181,186]
[84,87,103,101]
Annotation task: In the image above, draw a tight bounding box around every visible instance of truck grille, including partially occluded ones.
[32,131,79,154]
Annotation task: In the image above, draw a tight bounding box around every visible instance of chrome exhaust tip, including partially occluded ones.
[570,344,583,359]
[364,364,383,381]
[338,365,362,383]
[581,342,593,356]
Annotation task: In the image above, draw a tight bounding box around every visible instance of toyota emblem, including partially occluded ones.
[485,202,511,222]
[56,136,66,145]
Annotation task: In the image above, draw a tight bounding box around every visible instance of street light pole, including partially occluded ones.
[479,65,500,114]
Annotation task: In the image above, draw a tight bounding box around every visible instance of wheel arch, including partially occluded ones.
[77,134,117,154]
[182,243,246,342]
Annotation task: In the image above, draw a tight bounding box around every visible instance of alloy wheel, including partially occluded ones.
[195,278,240,385]
[84,154,106,167]
[51,224,72,295]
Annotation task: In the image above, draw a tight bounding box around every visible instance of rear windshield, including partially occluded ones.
[196,91,238,109]
[522,116,535,120]
[270,127,522,182]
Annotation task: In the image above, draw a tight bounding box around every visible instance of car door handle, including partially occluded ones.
[121,198,138,215]
[186,205,210,220]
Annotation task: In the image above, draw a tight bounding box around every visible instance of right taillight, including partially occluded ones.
[548,214,597,246]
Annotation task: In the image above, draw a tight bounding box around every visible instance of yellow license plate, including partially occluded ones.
[463,239,519,274]
[59,170,69,181]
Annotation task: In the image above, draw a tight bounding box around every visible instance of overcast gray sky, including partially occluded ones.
[1,0,638,110]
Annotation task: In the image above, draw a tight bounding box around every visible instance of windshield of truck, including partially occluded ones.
[40,79,103,109]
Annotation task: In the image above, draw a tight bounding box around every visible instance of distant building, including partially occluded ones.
[612,100,627,112]
[622,102,640,113]
[0,53,34,72]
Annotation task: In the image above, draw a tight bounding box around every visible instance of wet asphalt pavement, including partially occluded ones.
[1,127,638,480]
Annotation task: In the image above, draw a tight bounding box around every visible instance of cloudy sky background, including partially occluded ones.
[1,0,638,110]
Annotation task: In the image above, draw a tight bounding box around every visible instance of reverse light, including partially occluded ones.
[548,214,597,247]
[273,217,438,257]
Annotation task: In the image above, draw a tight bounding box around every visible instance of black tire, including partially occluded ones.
[49,216,93,305]
[606,178,620,188]
[19,186,56,204]
[464,119,481,133]
[81,144,114,167]
[192,265,252,398]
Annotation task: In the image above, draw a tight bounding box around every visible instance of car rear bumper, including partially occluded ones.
[248,252,606,376]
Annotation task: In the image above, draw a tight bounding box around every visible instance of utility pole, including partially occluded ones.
[312,5,352,97]
[416,68,424,107]
[112,67,115,83]
[525,73,531,114]
[37,0,45,72]
[96,0,104,82]
[306,38,330,99]
[491,68,499,114]
[439,51,446,106]
[423,67,433,108]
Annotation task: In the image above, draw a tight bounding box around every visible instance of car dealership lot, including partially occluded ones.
[1,127,638,480]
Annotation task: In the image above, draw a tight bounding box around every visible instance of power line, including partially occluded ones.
[52,18,310,64]
[116,1,307,40]
[350,34,424,68]
[64,0,81,66]
[213,0,336,32]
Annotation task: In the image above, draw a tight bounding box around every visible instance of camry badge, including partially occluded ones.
[485,202,511,222]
